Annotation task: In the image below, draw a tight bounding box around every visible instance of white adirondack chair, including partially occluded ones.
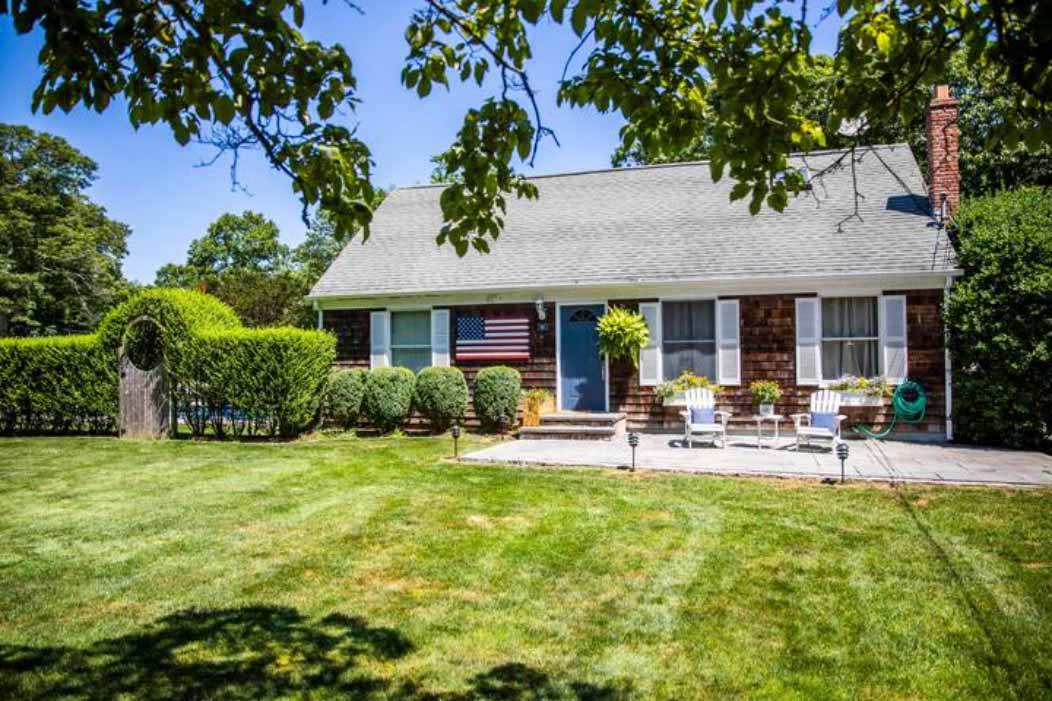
[791,390,847,451]
[681,388,731,448]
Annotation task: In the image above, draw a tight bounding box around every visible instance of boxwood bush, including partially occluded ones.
[362,367,416,433]
[414,366,469,432]
[0,335,118,434]
[473,366,522,431]
[324,368,368,429]
[178,328,335,438]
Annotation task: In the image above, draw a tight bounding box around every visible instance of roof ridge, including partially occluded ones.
[395,143,915,191]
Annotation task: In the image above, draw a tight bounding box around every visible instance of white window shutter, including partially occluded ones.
[880,295,908,383]
[431,308,450,367]
[369,311,389,369]
[795,297,821,385]
[716,299,741,385]
[638,302,662,386]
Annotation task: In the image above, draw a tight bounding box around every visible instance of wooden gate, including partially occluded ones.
[118,317,171,439]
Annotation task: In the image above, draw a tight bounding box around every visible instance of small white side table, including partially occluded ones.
[752,414,784,449]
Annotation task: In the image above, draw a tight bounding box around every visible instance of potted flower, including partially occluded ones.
[596,306,650,367]
[749,380,782,417]
[521,388,554,427]
[655,371,721,406]
[827,376,892,406]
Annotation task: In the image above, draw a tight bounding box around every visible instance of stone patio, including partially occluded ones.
[463,434,1052,487]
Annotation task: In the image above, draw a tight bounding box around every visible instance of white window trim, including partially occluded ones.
[816,294,884,386]
[657,297,721,383]
[386,307,433,369]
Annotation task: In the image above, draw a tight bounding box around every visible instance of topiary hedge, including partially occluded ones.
[0,335,118,435]
[177,327,335,438]
[97,288,242,375]
[473,366,522,431]
[414,366,469,433]
[945,187,1052,450]
[324,368,368,429]
[362,367,416,434]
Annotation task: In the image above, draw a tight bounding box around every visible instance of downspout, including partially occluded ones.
[314,300,322,330]
[943,275,954,441]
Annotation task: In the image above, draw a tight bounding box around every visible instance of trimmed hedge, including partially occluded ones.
[473,366,522,431]
[362,367,416,433]
[414,366,469,432]
[0,335,118,434]
[324,368,368,429]
[177,328,335,438]
[97,288,241,376]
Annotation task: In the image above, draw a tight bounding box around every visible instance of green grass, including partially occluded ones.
[1,434,1050,700]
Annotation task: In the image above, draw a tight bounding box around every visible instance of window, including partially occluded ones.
[390,310,431,373]
[662,300,716,381]
[821,297,878,379]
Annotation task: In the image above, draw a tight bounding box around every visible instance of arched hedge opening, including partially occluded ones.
[1,289,335,439]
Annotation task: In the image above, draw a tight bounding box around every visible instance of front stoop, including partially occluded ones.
[518,412,627,440]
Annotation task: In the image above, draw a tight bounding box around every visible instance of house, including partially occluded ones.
[309,86,962,439]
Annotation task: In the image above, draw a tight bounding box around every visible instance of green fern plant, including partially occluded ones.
[596,306,650,368]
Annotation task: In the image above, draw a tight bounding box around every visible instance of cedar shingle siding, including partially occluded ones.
[322,291,946,436]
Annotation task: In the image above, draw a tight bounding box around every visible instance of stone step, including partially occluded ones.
[539,411,627,428]
[518,425,619,441]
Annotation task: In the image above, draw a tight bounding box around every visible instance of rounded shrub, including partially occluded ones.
[414,366,469,433]
[325,368,368,429]
[362,367,416,434]
[473,366,522,431]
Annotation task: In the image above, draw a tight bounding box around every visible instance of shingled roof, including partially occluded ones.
[310,144,958,299]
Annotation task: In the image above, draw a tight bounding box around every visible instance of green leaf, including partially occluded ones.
[551,0,570,23]
[570,1,589,36]
[730,181,751,201]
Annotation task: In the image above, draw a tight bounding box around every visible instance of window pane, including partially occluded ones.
[822,297,877,338]
[663,341,717,381]
[392,348,431,374]
[390,310,431,346]
[662,301,715,342]
[822,339,879,379]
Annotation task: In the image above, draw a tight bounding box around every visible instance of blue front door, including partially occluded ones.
[559,304,606,411]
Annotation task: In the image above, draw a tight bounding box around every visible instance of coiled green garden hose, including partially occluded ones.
[852,380,927,439]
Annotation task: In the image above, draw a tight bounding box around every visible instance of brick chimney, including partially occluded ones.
[925,84,960,219]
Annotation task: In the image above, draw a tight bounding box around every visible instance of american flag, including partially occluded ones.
[455,314,531,361]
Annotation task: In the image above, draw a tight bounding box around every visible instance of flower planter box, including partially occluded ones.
[836,392,884,407]
[662,392,689,407]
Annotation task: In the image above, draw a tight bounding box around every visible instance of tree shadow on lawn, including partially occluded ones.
[897,491,1052,700]
[0,605,628,700]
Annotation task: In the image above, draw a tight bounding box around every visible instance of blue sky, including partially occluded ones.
[1,2,841,283]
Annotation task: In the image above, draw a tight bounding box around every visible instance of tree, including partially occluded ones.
[155,204,381,328]
[156,211,290,289]
[612,51,1052,199]
[6,1,1052,253]
[0,123,132,336]
[944,187,1052,450]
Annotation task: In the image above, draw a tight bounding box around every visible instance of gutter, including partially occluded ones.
[943,274,954,441]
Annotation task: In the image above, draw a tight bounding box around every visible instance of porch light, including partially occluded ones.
[835,440,849,483]
[628,432,640,472]
[451,421,461,458]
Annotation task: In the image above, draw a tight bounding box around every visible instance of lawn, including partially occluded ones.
[1,435,1050,700]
